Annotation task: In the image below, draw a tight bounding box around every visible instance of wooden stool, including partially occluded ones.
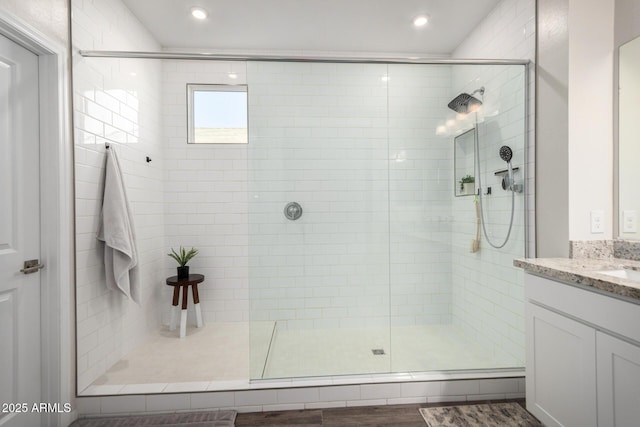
[166,274,205,338]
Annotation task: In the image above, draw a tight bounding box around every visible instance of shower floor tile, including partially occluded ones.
[262,327,392,378]
[262,325,518,379]
[391,325,518,372]
[81,323,519,394]
[83,322,255,391]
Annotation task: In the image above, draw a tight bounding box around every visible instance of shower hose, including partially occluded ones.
[473,114,516,249]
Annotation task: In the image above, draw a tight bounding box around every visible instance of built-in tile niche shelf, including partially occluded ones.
[454,128,475,197]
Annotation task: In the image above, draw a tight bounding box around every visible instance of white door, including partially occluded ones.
[0,34,42,427]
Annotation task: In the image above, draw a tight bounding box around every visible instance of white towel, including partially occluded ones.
[97,147,140,304]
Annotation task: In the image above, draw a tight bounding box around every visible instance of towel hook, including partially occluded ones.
[146,156,152,163]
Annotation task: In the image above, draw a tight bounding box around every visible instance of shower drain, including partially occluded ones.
[371,349,385,355]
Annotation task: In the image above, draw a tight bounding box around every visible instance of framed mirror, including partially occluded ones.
[618,35,640,239]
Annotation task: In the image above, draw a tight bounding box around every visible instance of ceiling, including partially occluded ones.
[120,0,501,55]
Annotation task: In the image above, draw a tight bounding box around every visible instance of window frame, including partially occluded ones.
[186,83,248,144]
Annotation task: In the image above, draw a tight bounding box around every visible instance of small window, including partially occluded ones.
[187,84,248,144]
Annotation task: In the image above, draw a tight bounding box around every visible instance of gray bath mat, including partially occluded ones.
[71,410,236,427]
[419,402,542,427]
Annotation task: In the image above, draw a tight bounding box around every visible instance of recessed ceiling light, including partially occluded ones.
[191,7,208,20]
[413,15,429,27]
[228,72,238,79]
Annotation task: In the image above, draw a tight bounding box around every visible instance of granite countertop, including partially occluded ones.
[514,257,640,301]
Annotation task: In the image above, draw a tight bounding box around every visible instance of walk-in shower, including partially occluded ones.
[74,54,529,393]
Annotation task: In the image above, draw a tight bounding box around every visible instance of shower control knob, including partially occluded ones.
[284,202,303,221]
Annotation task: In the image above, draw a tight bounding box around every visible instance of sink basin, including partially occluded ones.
[596,268,640,282]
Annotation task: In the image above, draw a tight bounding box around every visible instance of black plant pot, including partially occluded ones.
[177,266,190,280]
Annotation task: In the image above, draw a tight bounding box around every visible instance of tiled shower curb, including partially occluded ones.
[76,370,525,417]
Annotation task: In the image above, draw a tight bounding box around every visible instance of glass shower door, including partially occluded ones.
[386,63,528,373]
[247,61,391,379]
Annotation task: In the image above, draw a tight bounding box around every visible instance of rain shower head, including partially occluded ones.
[499,145,513,163]
[447,87,484,114]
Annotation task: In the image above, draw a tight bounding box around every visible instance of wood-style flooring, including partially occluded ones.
[235,399,528,426]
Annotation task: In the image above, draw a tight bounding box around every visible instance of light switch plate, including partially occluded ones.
[591,210,604,234]
[623,210,637,232]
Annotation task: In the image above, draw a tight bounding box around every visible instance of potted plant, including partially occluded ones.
[168,246,199,280]
[459,174,475,195]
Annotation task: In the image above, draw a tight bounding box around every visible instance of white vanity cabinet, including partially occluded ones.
[596,332,640,427]
[525,274,640,427]
[526,302,597,426]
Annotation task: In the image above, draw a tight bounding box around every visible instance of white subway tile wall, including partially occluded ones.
[245,62,459,334]
[388,64,454,327]
[162,60,250,324]
[246,62,391,331]
[449,0,535,366]
[73,0,165,391]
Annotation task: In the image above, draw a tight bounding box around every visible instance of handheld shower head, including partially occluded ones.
[499,145,519,192]
[499,146,513,163]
